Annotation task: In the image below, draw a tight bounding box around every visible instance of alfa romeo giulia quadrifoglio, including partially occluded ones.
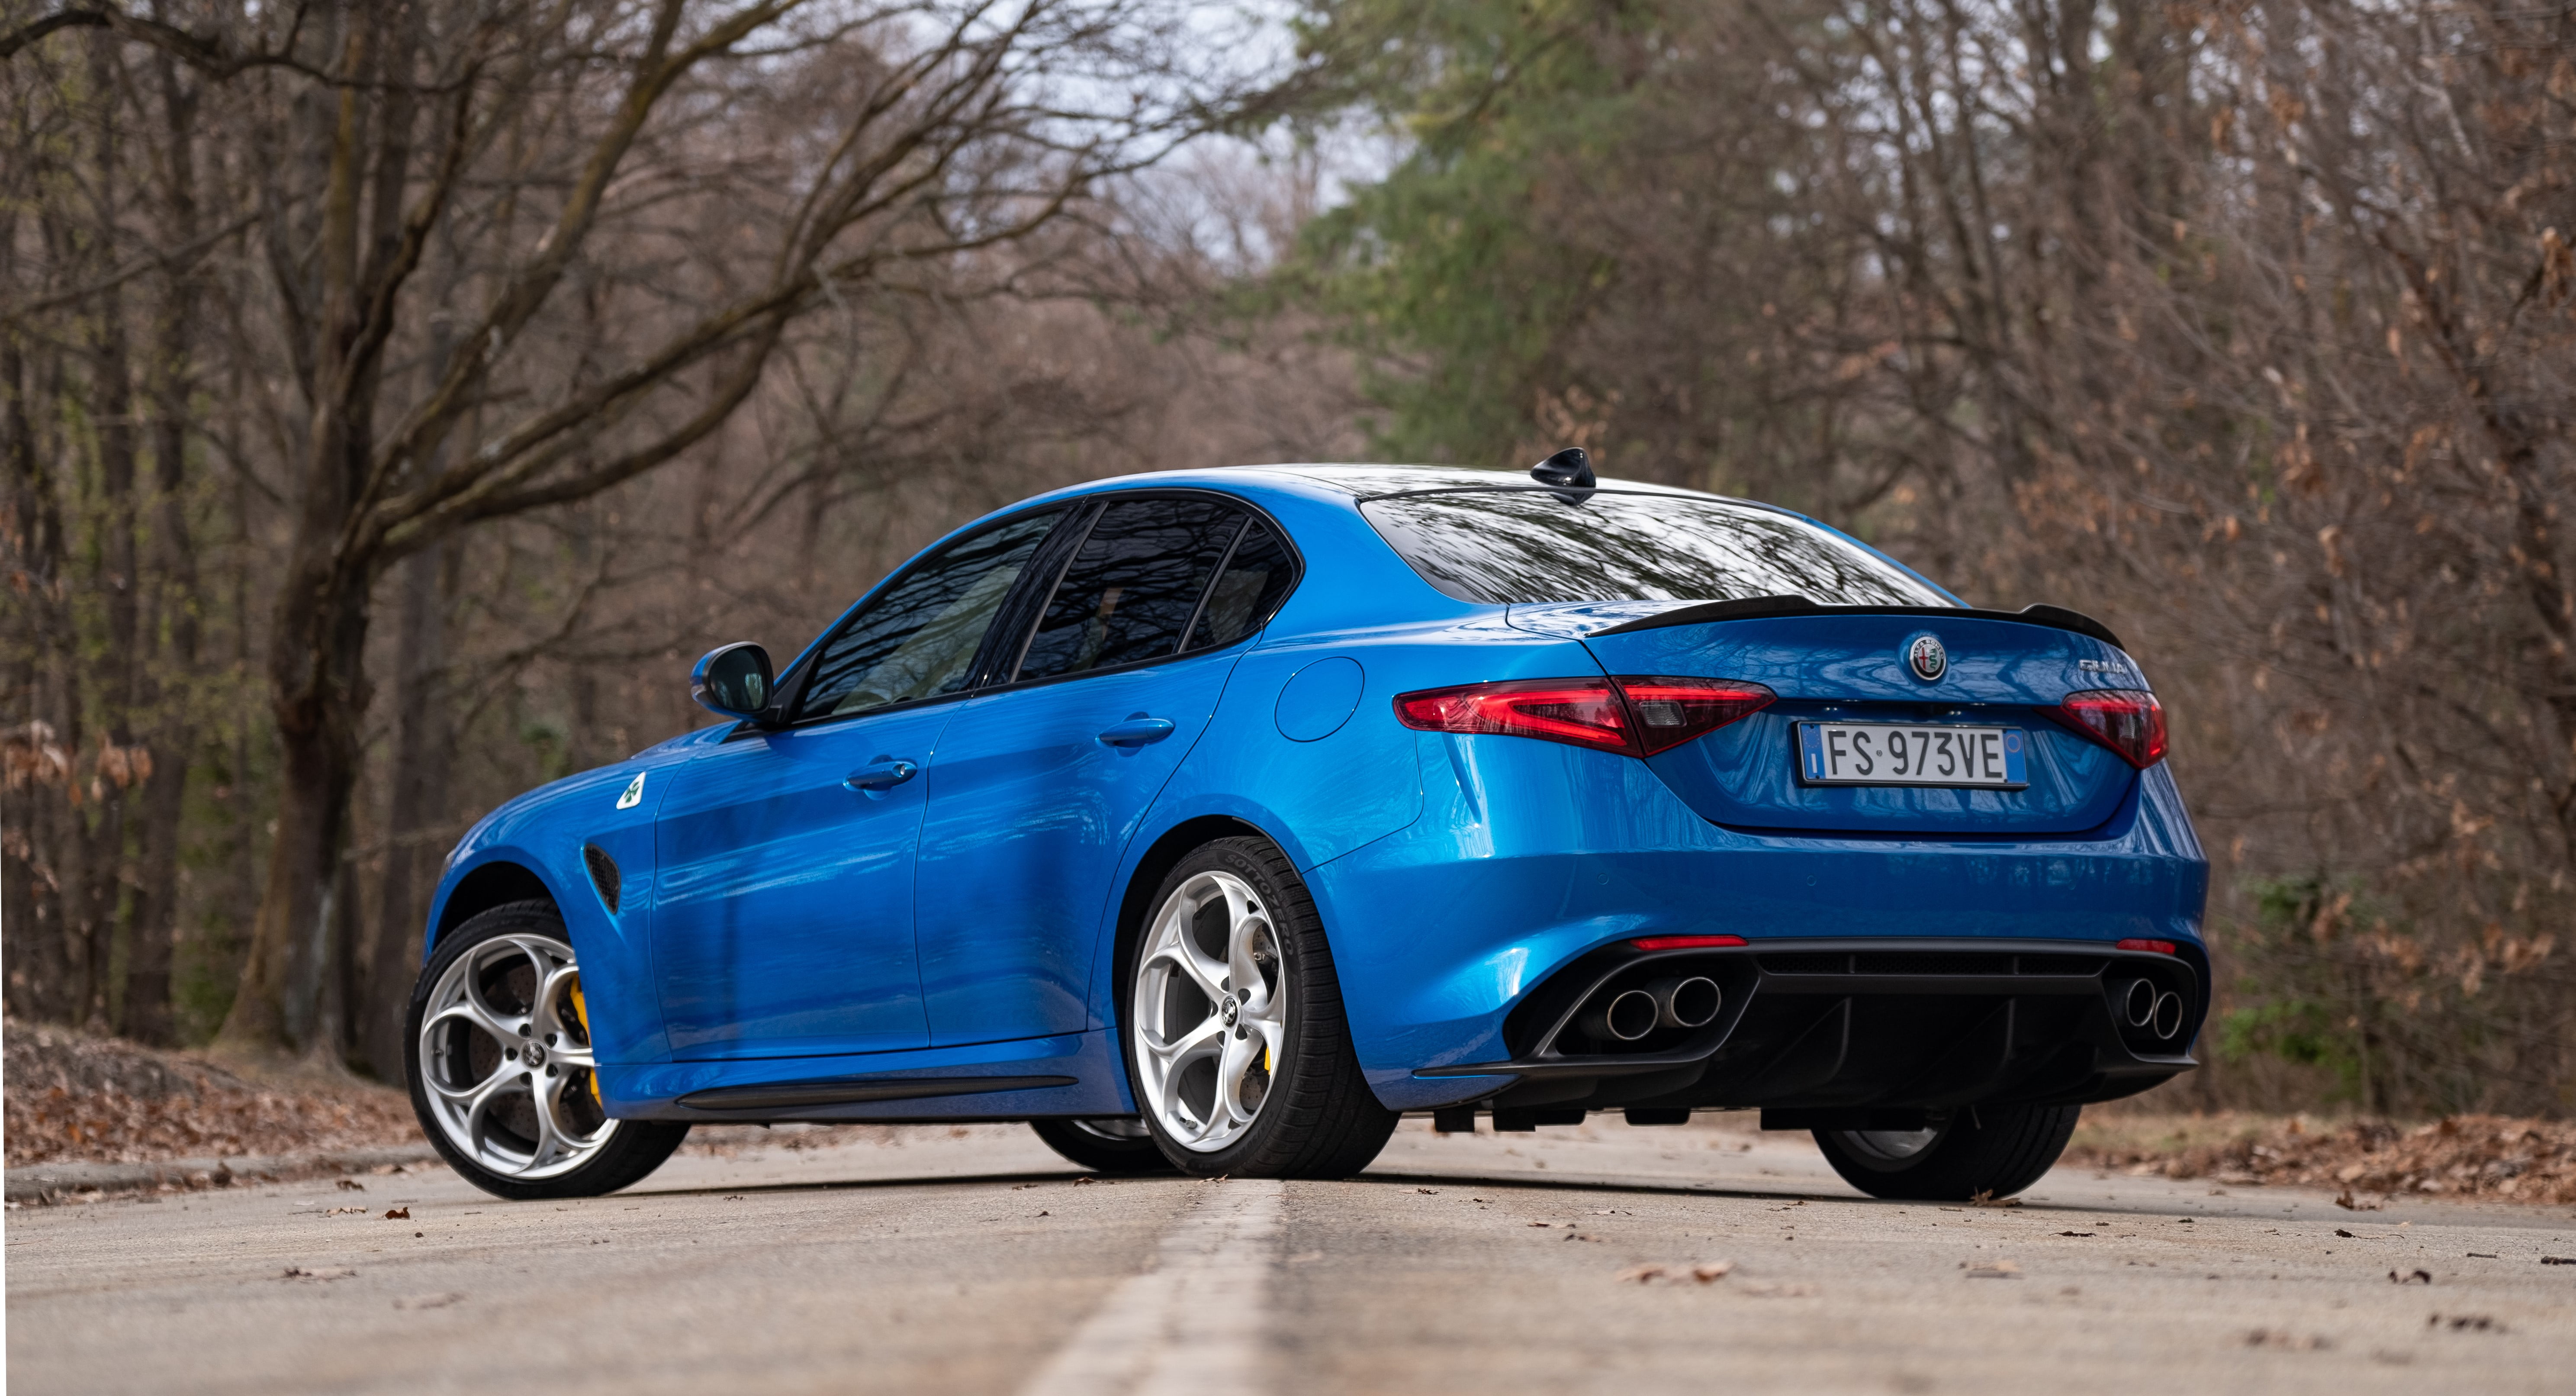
[408,451,2206,1201]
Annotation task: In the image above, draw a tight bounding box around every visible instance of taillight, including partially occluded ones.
[1617,677,1776,755]
[2116,938,2177,954]
[1392,676,1774,757]
[1632,934,1748,951]
[2056,689,2168,769]
[1393,679,1634,754]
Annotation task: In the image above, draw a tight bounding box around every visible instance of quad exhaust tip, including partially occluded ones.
[1582,976,1724,1042]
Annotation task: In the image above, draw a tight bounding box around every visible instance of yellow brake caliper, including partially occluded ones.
[569,978,602,1109]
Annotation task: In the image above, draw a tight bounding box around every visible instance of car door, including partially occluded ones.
[650,507,1071,1060]
[912,496,1300,1047]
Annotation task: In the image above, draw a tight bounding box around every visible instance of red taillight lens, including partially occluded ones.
[1632,934,1748,951]
[2116,938,2177,954]
[1393,676,1775,756]
[1615,677,1776,755]
[1393,679,1635,753]
[2057,689,2168,769]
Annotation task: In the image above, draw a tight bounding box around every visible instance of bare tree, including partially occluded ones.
[4,0,1232,1061]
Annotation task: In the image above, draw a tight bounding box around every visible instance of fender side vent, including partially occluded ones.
[582,843,621,914]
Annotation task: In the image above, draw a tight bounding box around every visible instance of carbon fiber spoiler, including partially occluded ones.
[1585,595,2125,650]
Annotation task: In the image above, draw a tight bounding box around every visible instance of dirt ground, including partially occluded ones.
[10,1024,2573,1209]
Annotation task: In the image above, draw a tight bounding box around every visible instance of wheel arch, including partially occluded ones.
[1108,815,1276,1028]
[431,859,558,950]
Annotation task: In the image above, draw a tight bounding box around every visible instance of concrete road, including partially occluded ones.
[9,1116,2573,1395]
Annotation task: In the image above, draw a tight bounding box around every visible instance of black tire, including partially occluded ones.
[1120,837,1397,1179]
[1811,1103,2080,1201]
[406,900,689,1201]
[1029,1118,1180,1174]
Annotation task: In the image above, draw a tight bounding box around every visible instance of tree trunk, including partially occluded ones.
[363,537,454,1079]
[121,32,205,1048]
[213,550,373,1058]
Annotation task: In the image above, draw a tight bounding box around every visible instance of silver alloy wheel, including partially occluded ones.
[1839,1127,1942,1164]
[1132,870,1286,1152]
[417,930,617,1180]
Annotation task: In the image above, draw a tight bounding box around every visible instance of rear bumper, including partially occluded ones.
[1413,937,2202,1119]
[1303,733,2209,1112]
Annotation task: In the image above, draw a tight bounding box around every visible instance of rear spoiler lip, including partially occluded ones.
[1584,595,2124,650]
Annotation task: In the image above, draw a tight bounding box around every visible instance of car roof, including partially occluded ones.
[1205,463,1718,501]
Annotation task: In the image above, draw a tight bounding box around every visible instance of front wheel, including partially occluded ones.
[1029,1118,1178,1174]
[1812,1103,2080,1201]
[1122,837,1396,1178]
[407,900,688,1200]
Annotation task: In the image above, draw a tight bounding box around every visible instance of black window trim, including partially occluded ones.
[757,501,1083,735]
[745,487,1303,736]
[978,485,1305,702]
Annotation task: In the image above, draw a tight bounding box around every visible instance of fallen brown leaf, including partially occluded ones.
[280,1266,355,1281]
[2389,1268,2433,1284]
[383,1207,410,1220]
[335,1178,364,1192]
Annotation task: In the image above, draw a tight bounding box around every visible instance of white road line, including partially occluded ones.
[1019,1178,1284,1396]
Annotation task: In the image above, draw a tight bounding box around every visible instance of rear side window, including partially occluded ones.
[1358,490,1951,607]
[1017,497,1242,681]
[1189,519,1296,651]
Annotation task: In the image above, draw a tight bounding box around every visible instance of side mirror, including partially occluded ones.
[691,642,775,722]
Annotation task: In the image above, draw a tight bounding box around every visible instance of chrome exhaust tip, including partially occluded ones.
[2116,978,2157,1029]
[1649,976,1723,1030]
[2151,990,2184,1041]
[1582,988,1660,1042]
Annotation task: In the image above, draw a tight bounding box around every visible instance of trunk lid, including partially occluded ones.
[1515,603,2145,836]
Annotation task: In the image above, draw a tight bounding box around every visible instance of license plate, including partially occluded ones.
[1796,722,2028,789]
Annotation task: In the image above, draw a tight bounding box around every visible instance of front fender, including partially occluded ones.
[424,745,712,1072]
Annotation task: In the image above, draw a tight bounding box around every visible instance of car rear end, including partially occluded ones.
[1299,479,2209,1130]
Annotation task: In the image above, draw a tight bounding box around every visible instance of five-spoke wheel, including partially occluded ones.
[406,900,688,1199]
[417,928,614,1179]
[1120,838,1396,1177]
[1132,870,1286,1152]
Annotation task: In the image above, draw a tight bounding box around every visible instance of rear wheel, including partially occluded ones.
[407,901,688,1200]
[1812,1103,2079,1201]
[1029,1118,1178,1174]
[1122,837,1396,1178]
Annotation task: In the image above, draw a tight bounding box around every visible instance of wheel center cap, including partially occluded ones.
[522,1040,548,1069]
[1219,997,1239,1027]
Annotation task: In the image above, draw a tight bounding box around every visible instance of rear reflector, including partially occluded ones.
[1632,935,1749,951]
[2115,938,2177,954]
[1393,676,1774,757]
[2057,689,2169,769]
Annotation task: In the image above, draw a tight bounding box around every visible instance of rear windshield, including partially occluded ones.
[1359,490,1952,607]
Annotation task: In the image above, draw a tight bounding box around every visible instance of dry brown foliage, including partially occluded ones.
[3,1022,418,1166]
[2067,1111,2576,1205]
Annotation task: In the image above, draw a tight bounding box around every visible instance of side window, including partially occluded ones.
[1187,519,1296,651]
[793,509,1064,721]
[1016,497,1242,682]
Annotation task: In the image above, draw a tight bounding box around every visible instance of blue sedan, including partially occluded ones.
[406,451,2208,1201]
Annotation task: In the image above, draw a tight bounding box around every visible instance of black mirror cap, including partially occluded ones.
[691,642,776,722]
[1530,446,1596,501]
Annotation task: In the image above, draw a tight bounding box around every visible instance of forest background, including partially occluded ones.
[4,0,2572,1119]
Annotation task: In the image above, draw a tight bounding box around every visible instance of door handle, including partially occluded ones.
[1095,716,1176,748]
[844,758,919,792]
